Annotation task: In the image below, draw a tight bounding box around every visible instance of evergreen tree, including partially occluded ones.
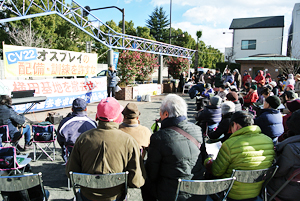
[192,41,224,69]
[118,20,136,36]
[136,26,155,40]
[146,6,169,42]
[170,28,196,49]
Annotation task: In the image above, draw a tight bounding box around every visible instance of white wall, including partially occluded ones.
[290,3,300,58]
[233,27,283,59]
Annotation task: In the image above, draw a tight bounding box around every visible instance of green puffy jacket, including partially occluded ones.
[212,125,275,200]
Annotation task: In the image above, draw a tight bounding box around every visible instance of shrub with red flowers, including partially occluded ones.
[167,57,189,79]
[118,51,159,85]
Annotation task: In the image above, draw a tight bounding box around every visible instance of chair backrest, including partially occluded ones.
[32,124,55,142]
[175,177,236,201]
[232,166,279,201]
[232,167,272,183]
[0,172,48,201]
[0,147,18,170]
[0,125,10,142]
[69,171,129,199]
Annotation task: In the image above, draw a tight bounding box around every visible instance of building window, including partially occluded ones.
[241,40,256,50]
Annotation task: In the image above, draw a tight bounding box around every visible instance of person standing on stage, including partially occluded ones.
[107,64,118,97]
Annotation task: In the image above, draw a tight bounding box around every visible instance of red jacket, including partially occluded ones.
[242,74,252,85]
[243,91,259,104]
[254,70,266,85]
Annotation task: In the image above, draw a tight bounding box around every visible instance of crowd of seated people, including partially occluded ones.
[1,70,300,201]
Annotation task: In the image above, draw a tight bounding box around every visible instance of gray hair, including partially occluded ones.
[160,94,187,118]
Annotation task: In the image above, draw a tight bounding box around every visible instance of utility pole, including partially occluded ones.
[169,0,172,44]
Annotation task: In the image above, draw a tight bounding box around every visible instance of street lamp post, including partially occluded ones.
[83,6,125,35]
[169,0,172,44]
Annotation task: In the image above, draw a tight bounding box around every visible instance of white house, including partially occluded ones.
[287,3,300,58]
[225,16,284,62]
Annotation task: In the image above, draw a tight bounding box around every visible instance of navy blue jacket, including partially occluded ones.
[196,105,222,125]
[57,111,97,147]
[0,104,25,139]
[189,84,205,99]
[254,108,284,139]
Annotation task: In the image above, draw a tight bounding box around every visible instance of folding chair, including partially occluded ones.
[32,124,56,161]
[174,177,236,201]
[69,171,129,201]
[0,125,23,153]
[0,147,30,175]
[268,167,300,201]
[0,172,48,201]
[232,165,279,201]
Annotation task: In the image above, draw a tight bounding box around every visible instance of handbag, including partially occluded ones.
[33,132,52,141]
[0,155,13,168]
[116,85,122,92]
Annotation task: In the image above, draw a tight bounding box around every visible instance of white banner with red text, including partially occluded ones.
[0,77,107,113]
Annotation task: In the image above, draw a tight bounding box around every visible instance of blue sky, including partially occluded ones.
[72,0,298,54]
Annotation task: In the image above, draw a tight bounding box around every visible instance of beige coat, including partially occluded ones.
[66,121,146,201]
[119,118,151,148]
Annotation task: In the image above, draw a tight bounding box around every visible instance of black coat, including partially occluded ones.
[208,112,233,142]
[238,94,244,106]
[0,104,25,139]
[145,117,207,201]
[267,135,300,200]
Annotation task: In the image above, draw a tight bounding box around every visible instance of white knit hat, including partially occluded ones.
[221,101,235,115]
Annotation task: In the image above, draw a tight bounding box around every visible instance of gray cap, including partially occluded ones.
[210,96,222,107]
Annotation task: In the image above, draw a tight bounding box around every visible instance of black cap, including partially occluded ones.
[265,96,281,109]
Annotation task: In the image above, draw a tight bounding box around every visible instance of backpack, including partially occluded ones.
[32,122,54,141]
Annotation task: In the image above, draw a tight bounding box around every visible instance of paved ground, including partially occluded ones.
[16,93,197,201]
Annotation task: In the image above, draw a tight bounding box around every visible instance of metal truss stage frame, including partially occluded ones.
[0,0,195,59]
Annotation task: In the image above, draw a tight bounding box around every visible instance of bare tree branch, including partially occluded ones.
[7,24,50,48]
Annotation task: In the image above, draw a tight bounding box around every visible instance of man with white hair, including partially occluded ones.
[142,94,207,201]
